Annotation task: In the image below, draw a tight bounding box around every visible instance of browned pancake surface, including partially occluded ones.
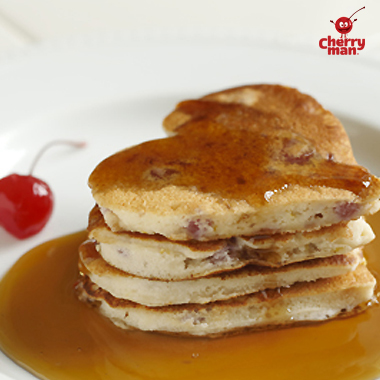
[89,85,380,208]
[164,84,354,163]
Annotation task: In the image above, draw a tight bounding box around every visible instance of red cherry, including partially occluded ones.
[0,140,85,239]
[0,174,53,239]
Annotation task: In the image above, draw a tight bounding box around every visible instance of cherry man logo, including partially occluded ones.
[319,6,365,55]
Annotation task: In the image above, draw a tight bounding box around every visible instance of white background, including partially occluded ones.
[0,0,379,59]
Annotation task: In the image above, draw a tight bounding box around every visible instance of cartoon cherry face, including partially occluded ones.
[335,17,353,35]
[330,6,365,38]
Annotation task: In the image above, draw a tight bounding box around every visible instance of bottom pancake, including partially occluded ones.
[76,264,375,337]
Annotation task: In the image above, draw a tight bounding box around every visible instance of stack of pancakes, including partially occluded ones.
[76,84,380,337]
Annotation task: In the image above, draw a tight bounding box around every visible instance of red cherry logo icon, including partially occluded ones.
[0,140,85,239]
[334,17,353,35]
[330,6,365,38]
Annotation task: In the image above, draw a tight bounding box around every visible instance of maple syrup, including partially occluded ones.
[89,119,375,206]
[0,214,379,380]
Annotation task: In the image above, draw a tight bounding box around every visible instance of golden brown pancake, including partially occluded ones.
[163,85,355,164]
[89,85,380,240]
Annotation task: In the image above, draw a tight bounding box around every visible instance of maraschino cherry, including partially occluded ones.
[0,140,85,239]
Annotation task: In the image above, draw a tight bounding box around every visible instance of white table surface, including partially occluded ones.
[0,0,379,59]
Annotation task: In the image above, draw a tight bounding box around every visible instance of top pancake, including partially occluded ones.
[89,85,380,240]
[163,84,355,164]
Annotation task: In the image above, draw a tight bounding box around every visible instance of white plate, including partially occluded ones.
[0,33,380,380]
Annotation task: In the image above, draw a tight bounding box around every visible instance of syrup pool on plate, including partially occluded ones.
[0,215,380,380]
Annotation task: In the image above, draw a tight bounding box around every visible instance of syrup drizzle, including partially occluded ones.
[90,103,375,205]
[0,214,380,380]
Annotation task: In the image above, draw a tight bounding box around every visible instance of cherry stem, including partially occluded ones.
[349,6,365,20]
[29,140,86,175]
